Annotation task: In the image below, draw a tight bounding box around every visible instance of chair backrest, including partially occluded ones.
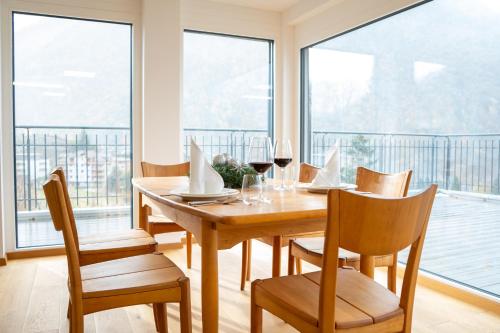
[356,167,412,197]
[141,161,190,177]
[298,163,320,183]
[43,174,83,302]
[51,167,79,249]
[319,185,437,332]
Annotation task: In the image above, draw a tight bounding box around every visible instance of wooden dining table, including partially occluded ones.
[132,176,335,332]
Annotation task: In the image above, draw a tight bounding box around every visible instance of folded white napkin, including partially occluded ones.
[189,139,224,194]
[312,142,341,187]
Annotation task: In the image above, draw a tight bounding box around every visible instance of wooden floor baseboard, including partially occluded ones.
[0,257,7,266]
[7,247,65,260]
[6,241,187,259]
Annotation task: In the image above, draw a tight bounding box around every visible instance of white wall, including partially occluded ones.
[293,0,423,48]
[142,0,182,164]
[182,0,281,39]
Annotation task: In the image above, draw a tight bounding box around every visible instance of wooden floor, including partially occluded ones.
[0,241,499,333]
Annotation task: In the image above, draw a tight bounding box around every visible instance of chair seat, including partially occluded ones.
[79,229,151,244]
[79,229,157,255]
[254,268,404,330]
[81,253,185,299]
[293,237,393,266]
[294,237,359,264]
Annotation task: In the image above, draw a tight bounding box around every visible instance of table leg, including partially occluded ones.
[360,255,375,279]
[272,235,282,277]
[201,221,219,333]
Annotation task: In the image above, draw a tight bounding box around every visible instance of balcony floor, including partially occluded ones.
[17,213,132,248]
[404,193,500,297]
[15,193,500,297]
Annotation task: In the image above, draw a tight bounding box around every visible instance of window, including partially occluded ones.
[13,13,133,247]
[183,30,274,161]
[301,0,500,297]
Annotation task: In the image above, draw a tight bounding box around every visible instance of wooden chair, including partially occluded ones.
[240,163,321,290]
[251,185,437,333]
[51,167,157,266]
[44,174,192,333]
[140,161,193,268]
[288,167,412,292]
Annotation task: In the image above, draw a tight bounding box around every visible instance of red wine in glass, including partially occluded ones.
[274,158,292,168]
[249,162,273,174]
[248,136,273,202]
[274,139,293,191]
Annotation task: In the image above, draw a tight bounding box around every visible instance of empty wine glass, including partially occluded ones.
[274,139,293,191]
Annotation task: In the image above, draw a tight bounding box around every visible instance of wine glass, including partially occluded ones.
[247,136,273,201]
[274,139,293,191]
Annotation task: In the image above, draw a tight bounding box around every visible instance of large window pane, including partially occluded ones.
[301,0,500,297]
[13,13,132,247]
[183,31,273,161]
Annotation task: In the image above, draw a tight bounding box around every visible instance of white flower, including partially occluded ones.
[212,154,227,165]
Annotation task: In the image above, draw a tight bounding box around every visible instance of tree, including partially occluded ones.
[342,135,376,183]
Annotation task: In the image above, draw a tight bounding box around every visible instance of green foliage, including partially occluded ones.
[343,135,376,183]
[451,176,461,191]
[347,135,375,163]
[492,178,500,195]
[212,162,257,189]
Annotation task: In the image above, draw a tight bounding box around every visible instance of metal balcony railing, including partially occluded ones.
[183,128,268,162]
[14,127,500,214]
[311,131,500,193]
[15,125,132,212]
[184,128,500,195]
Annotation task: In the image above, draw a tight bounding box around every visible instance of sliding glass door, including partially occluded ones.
[13,13,133,247]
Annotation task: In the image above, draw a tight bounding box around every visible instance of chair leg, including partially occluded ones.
[66,300,71,319]
[241,240,249,291]
[388,253,398,293]
[295,258,302,275]
[246,239,252,281]
[186,232,192,269]
[70,302,84,333]
[68,301,72,332]
[251,282,263,333]
[153,302,160,332]
[287,239,294,275]
[153,303,168,333]
[179,277,192,333]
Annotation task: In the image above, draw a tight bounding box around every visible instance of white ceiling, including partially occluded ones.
[210,0,300,12]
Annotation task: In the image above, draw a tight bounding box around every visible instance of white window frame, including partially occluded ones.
[0,0,142,252]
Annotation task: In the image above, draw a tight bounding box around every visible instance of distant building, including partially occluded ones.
[67,153,106,185]
[16,153,49,181]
